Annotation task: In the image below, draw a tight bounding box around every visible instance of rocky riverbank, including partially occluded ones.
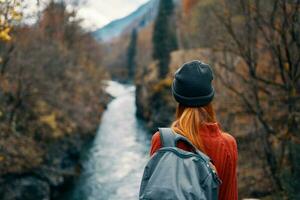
[0,94,111,200]
[135,61,176,132]
[1,132,91,200]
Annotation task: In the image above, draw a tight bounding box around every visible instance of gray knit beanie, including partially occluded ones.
[171,60,215,107]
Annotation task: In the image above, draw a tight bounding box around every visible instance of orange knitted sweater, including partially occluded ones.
[150,122,238,200]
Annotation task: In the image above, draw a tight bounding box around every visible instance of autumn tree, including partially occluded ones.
[0,3,110,199]
[0,0,22,75]
[0,0,22,42]
[213,0,300,198]
[152,0,178,78]
[0,1,107,176]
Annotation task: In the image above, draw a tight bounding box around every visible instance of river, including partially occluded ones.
[69,81,152,200]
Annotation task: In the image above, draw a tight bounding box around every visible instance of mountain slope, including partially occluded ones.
[93,0,160,42]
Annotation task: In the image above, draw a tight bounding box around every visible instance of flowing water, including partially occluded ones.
[70,81,151,200]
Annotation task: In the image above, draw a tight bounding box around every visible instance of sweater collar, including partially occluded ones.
[199,122,222,137]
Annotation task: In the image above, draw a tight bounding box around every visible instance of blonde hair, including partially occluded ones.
[171,102,217,153]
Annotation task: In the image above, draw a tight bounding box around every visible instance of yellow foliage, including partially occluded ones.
[0,155,5,162]
[0,0,22,41]
[40,112,58,130]
[284,62,290,71]
[153,78,173,93]
[0,27,11,41]
[12,10,22,20]
[35,100,50,113]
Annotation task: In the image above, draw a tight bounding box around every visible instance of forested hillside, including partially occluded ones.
[0,1,109,199]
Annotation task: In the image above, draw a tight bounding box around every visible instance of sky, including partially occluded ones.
[77,0,149,30]
[24,0,149,30]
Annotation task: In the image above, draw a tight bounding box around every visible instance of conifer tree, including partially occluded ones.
[127,29,138,80]
[152,0,178,78]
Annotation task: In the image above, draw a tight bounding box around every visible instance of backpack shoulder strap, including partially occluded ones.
[174,134,211,161]
[158,128,176,147]
[158,127,211,162]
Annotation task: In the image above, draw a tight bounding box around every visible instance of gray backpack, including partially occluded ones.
[139,128,221,200]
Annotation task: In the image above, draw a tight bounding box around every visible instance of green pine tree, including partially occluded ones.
[127,28,138,80]
[152,0,178,78]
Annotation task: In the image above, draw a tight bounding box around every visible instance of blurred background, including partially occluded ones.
[0,0,299,199]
